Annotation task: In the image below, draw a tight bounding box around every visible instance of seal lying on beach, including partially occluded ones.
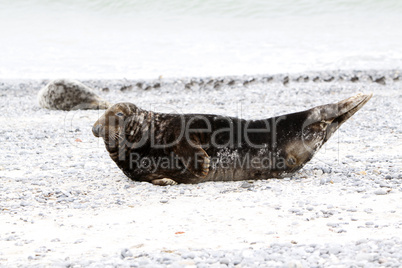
[92,93,372,185]
[38,79,110,110]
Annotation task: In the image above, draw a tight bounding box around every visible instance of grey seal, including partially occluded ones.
[38,79,110,110]
[92,93,372,185]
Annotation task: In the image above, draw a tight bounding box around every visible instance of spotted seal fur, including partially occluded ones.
[92,93,372,185]
[38,79,110,110]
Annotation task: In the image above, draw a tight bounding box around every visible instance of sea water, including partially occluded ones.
[0,0,401,79]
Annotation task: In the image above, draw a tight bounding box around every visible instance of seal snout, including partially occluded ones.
[92,123,102,138]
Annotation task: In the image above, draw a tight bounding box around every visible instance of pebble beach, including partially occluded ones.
[0,69,401,267]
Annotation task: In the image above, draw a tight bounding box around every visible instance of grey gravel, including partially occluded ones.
[0,69,401,267]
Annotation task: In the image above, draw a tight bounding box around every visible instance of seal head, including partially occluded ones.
[93,103,143,160]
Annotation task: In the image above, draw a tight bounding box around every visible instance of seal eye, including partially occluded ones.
[116,112,124,117]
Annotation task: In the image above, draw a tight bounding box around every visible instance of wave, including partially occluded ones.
[3,0,402,19]
[1,0,401,78]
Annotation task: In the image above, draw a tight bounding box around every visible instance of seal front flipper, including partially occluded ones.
[152,178,178,186]
[172,140,210,179]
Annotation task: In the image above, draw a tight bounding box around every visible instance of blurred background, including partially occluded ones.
[0,0,401,79]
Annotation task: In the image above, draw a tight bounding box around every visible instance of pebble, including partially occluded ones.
[374,189,389,195]
[182,252,195,259]
[364,208,373,214]
[240,182,253,189]
[219,257,230,265]
[320,178,330,185]
[121,248,133,259]
[20,201,30,207]
[328,245,342,255]
[378,182,391,188]
[327,223,339,228]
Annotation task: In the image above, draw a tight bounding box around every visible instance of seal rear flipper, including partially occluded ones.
[282,93,372,172]
[172,140,210,179]
[317,93,373,142]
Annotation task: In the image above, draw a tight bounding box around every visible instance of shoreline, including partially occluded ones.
[1,68,400,84]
